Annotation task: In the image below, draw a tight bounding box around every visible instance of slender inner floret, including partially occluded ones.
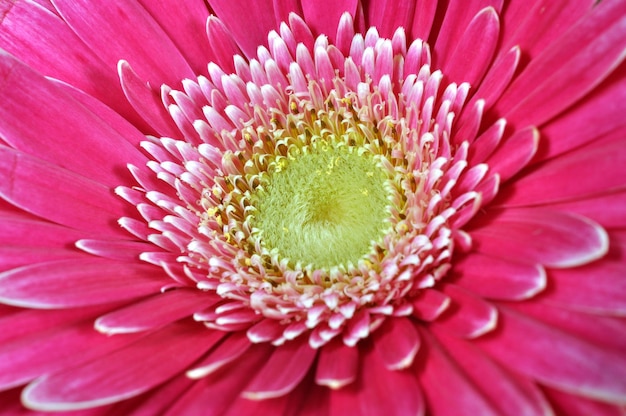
[251,142,392,270]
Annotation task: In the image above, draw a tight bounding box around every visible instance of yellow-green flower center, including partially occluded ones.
[251,143,392,270]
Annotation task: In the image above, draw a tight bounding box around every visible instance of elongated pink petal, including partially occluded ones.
[544,259,626,315]
[168,343,273,415]
[186,331,251,379]
[95,289,214,334]
[330,345,424,416]
[206,0,276,58]
[409,0,438,41]
[470,208,608,268]
[444,7,499,87]
[301,0,358,42]
[507,300,626,354]
[546,191,626,229]
[22,321,214,411]
[499,0,594,61]
[0,320,141,391]
[75,239,152,261]
[544,386,626,416]
[365,0,415,39]
[433,0,503,67]
[412,288,451,321]
[0,259,163,308]
[418,329,499,416]
[538,65,626,160]
[206,16,243,73]
[0,246,83,272]
[243,337,317,400]
[497,0,626,128]
[0,51,146,186]
[374,317,421,370]
[0,0,138,123]
[453,253,546,300]
[0,147,131,238]
[315,338,359,389]
[476,307,626,404]
[51,0,194,86]
[118,60,183,139]
[137,0,212,76]
[499,131,626,206]
[435,331,552,416]
[485,127,538,182]
[431,284,498,339]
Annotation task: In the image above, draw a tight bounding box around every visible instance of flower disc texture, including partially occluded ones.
[0,0,625,415]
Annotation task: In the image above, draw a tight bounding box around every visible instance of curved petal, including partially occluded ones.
[453,252,546,300]
[0,259,164,308]
[470,208,609,268]
[0,51,147,187]
[51,0,195,86]
[476,307,626,405]
[242,337,317,400]
[0,147,133,237]
[22,321,213,411]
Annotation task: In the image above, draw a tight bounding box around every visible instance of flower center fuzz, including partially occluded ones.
[251,144,391,270]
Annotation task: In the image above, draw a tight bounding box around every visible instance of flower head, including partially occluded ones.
[0,0,625,414]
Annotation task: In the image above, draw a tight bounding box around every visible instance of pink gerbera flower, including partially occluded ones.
[0,0,625,414]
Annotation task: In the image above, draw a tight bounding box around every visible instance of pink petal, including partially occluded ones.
[432,0,503,67]
[476,307,626,404]
[435,330,552,416]
[364,0,415,39]
[409,0,439,41]
[51,0,194,87]
[544,258,626,315]
[507,300,626,354]
[95,289,214,334]
[243,337,317,400]
[431,284,498,339]
[538,65,626,160]
[168,343,273,415]
[484,127,538,182]
[0,259,164,308]
[499,0,594,61]
[443,7,500,87]
[0,147,132,238]
[545,191,626,229]
[206,0,276,58]
[0,246,83,273]
[186,331,251,379]
[206,16,243,73]
[330,345,424,416]
[301,0,358,42]
[22,321,214,411]
[374,317,421,370]
[118,60,183,139]
[453,252,546,300]
[0,303,117,345]
[411,288,451,321]
[0,0,139,124]
[470,208,608,268]
[0,319,141,391]
[469,46,520,110]
[544,386,626,416]
[497,0,626,128]
[315,338,359,389]
[0,211,89,248]
[0,52,146,186]
[75,239,152,262]
[418,329,499,415]
[499,132,626,206]
[137,0,212,76]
